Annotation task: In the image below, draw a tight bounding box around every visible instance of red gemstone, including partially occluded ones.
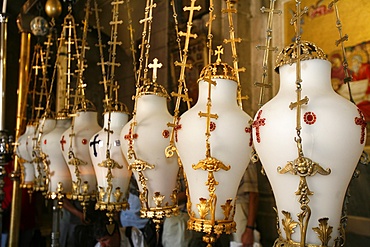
[210,121,216,132]
[162,130,170,138]
[304,112,316,125]
[44,139,47,145]
[82,139,88,145]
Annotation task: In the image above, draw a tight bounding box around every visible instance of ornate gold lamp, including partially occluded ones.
[170,0,253,245]
[89,0,131,230]
[252,1,366,246]
[60,1,99,216]
[120,0,180,233]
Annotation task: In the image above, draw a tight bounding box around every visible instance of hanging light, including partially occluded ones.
[41,111,72,201]
[120,0,180,232]
[121,79,180,230]
[173,1,253,245]
[60,1,100,215]
[20,41,56,193]
[89,0,131,228]
[39,3,71,202]
[252,1,366,246]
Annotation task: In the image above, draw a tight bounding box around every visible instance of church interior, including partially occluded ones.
[1,0,370,246]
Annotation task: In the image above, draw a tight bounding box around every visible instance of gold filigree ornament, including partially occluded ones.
[275,216,337,247]
[274,41,327,73]
[187,157,236,236]
[95,157,128,212]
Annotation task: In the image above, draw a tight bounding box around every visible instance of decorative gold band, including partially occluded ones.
[70,193,95,202]
[187,216,236,235]
[95,200,129,212]
[46,191,65,200]
[140,205,180,220]
[20,183,33,189]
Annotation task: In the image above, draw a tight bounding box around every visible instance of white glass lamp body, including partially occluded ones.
[90,111,131,211]
[175,77,253,232]
[16,124,36,187]
[253,59,366,245]
[61,111,100,197]
[40,118,72,197]
[120,94,179,215]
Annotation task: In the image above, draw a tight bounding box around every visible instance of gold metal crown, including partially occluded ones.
[104,101,129,114]
[274,41,328,73]
[198,62,237,82]
[136,82,170,100]
[73,99,97,112]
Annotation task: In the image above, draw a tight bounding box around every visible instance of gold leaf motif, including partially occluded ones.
[312,217,333,246]
[153,192,165,207]
[197,198,210,219]
[113,187,123,202]
[281,210,298,241]
[82,181,89,194]
[72,181,78,194]
[221,199,233,220]
[98,186,105,201]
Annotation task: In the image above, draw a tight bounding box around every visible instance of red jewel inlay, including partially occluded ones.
[210,121,216,132]
[252,110,266,143]
[162,130,170,138]
[174,117,182,142]
[82,139,88,145]
[245,125,253,147]
[304,112,317,125]
[60,136,66,151]
[124,128,138,150]
[44,139,47,145]
[355,109,367,144]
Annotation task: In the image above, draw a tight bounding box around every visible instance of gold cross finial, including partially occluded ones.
[139,0,157,24]
[290,1,308,36]
[148,58,162,82]
[215,45,224,64]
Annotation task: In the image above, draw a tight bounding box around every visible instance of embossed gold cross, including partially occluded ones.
[148,58,162,82]
[255,0,281,107]
[289,96,309,110]
[290,2,308,30]
[166,0,201,157]
[214,45,224,64]
[199,76,218,154]
[139,0,156,24]
[328,0,354,101]
[179,0,201,41]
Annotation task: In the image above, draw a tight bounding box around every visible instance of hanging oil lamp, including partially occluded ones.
[252,1,366,246]
[174,1,253,245]
[89,0,131,227]
[60,1,99,215]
